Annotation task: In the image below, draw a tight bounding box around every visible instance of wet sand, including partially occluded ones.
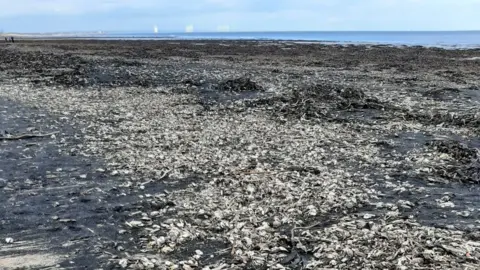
[0,40,479,269]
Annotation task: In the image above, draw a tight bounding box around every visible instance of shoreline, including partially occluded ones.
[2,33,480,49]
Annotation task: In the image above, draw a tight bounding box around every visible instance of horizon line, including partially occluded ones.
[2,29,480,35]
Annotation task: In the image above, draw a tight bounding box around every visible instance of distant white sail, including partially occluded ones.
[153,25,159,34]
[185,24,194,33]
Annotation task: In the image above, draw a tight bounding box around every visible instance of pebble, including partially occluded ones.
[438,201,455,208]
[356,220,368,229]
[119,259,128,268]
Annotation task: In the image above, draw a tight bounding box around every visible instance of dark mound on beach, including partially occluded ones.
[217,77,264,92]
[427,140,480,183]
[279,82,383,119]
[404,111,480,128]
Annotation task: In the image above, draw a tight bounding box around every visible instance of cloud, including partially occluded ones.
[0,1,181,17]
[0,0,251,17]
[0,0,479,32]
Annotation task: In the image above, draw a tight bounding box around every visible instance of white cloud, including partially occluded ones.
[0,0,196,17]
[0,0,254,17]
[1,0,119,16]
[0,0,479,31]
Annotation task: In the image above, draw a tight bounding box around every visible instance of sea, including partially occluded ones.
[34,31,480,48]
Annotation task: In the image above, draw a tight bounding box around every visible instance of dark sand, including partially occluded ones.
[0,40,479,269]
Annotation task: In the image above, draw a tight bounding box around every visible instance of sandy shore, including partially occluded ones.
[0,40,479,269]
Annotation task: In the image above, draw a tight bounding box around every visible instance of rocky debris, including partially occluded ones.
[0,47,180,89]
[404,111,480,128]
[423,87,461,100]
[1,40,480,269]
[427,140,478,163]
[182,78,205,87]
[4,237,14,244]
[0,99,174,268]
[49,63,174,88]
[196,77,269,108]
[217,77,264,92]
[435,70,467,84]
[424,140,480,183]
[291,216,479,269]
[277,82,383,119]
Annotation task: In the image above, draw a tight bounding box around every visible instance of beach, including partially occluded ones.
[0,40,480,269]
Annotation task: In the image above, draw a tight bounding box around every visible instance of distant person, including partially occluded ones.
[10,37,14,43]
[4,37,7,43]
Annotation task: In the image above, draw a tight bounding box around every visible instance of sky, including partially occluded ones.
[1,0,479,33]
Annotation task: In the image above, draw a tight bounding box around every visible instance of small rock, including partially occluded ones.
[440,195,453,202]
[356,220,368,229]
[438,201,455,208]
[141,257,155,269]
[156,236,166,245]
[59,219,76,224]
[343,248,354,257]
[441,245,464,257]
[439,153,450,160]
[397,200,415,209]
[118,258,129,268]
[456,211,471,217]
[0,178,7,188]
[125,220,144,228]
[411,257,424,265]
[422,250,435,260]
[161,246,174,253]
[345,202,355,209]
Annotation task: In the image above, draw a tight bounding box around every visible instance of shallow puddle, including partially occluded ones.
[424,87,480,103]
[332,108,388,124]
[198,86,269,105]
[378,131,432,156]
[372,131,480,230]
[0,98,182,268]
[373,174,480,231]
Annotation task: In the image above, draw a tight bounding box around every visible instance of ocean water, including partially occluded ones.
[49,31,480,48]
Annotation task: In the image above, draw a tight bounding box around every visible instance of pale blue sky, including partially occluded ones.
[1,0,479,33]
